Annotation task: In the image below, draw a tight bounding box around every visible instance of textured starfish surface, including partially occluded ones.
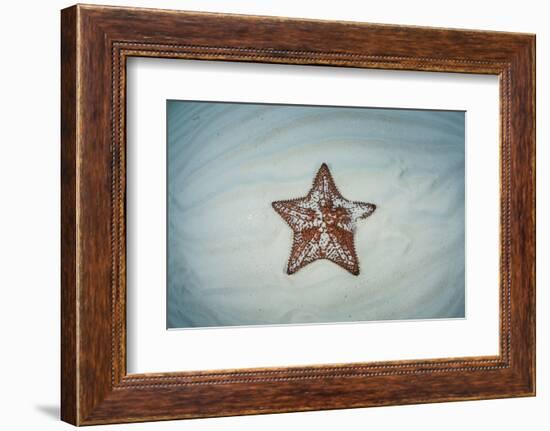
[272,163,376,276]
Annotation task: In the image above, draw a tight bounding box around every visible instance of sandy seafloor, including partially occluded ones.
[167,101,465,328]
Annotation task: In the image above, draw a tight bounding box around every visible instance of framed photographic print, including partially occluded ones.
[61,4,535,425]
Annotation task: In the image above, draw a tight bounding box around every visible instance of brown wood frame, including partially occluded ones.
[61,4,536,426]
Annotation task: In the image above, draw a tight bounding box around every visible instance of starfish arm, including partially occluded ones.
[272,199,317,232]
[333,198,376,227]
[352,201,376,219]
[324,229,360,275]
[287,229,322,274]
[309,163,343,203]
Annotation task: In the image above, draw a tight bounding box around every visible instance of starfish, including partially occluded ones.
[272,163,376,276]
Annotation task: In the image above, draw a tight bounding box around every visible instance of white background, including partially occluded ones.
[0,0,546,430]
[128,59,499,373]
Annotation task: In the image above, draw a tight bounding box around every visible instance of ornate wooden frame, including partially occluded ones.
[61,4,535,425]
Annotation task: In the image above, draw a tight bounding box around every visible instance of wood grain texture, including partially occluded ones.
[60,5,78,425]
[60,4,535,425]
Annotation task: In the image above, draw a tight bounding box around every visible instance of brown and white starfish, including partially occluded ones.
[272,163,376,276]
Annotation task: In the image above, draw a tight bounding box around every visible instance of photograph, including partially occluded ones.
[167,101,466,329]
